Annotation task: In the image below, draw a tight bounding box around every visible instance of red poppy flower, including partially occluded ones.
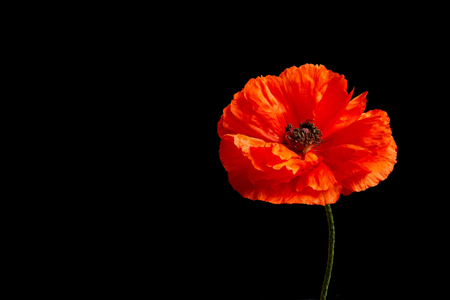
[218,64,397,205]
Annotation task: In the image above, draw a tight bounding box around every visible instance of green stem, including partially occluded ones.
[320,204,335,300]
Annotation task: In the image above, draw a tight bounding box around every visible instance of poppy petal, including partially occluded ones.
[334,91,368,133]
[294,183,342,205]
[313,80,353,139]
[220,134,319,183]
[319,109,397,194]
[319,109,393,152]
[296,162,338,192]
[219,134,341,205]
[321,144,372,192]
[295,162,342,205]
[294,162,342,205]
[341,136,397,194]
[278,64,347,125]
[219,75,290,143]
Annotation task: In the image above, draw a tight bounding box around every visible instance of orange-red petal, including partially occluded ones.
[332,91,368,134]
[341,136,397,195]
[295,162,336,191]
[218,64,352,143]
[278,64,348,127]
[319,109,397,195]
[219,134,341,205]
[319,109,392,151]
[218,75,289,143]
[321,144,372,192]
[314,81,354,139]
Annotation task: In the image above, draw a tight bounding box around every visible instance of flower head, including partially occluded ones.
[218,64,397,205]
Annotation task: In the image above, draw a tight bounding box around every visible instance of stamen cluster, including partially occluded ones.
[284,119,323,154]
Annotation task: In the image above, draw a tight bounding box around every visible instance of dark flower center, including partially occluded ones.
[284,119,323,155]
